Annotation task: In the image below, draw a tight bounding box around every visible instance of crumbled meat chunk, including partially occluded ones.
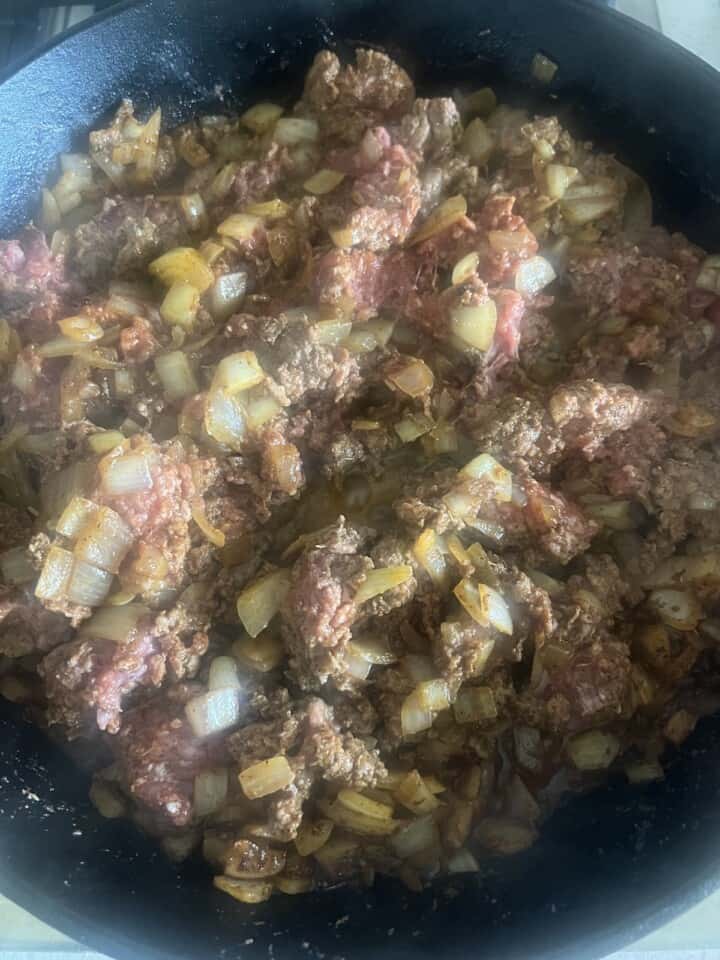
[0,587,72,658]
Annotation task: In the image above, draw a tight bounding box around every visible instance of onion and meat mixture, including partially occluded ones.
[2,48,720,902]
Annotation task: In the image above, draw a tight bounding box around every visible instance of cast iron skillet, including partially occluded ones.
[1,1,720,958]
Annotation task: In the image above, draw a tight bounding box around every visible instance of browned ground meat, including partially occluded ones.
[3,48,720,903]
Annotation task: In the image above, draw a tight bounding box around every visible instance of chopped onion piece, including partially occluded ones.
[531,52,558,83]
[395,413,434,443]
[35,546,74,600]
[210,271,250,321]
[208,656,241,691]
[347,635,398,665]
[345,646,372,680]
[241,102,284,134]
[74,506,134,573]
[416,679,451,712]
[41,188,61,232]
[179,192,208,231]
[194,768,229,817]
[87,431,125,455]
[217,213,262,244]
[56,496,98,540]
[447,849,480,874]
[645,551,720,590]
[461,118,495,164]
[236,569,291,637]
[239,755,294,799]
[100,452,153,495]
[66,559,113,606]
[451,300,497,351]
[460,453,512,501]
[233,632,284,673]
[400,688,434,737]
[149,247,215,292]
[648,588,701,631]
[155,350,199,402]
[515,256,556,297]
[337,789,393,821]
[295,819,334,857]
[390,815,439,858]
[321,798,399,837]
[384,357,434,397]
[244,198,291,220]
[245,391,283,431]
[625,760,664,784]
[38,335,84,358]
[160,282,199,329]
[479,583,513,634]
[696,255,720,294]
[567,730,620,771]
[476,817,536,855]
[313,316,352,346]
[561,194,618,225]
[453,685,497,724]
[274,117,319,145]
[59,315,104,343]
[394,770,439,815]
[0,547,34,585]
[545,163,579,200]
[355,565,413,604]
[214,876,273,904]
[412,529,448,586]
[186,688,241,738]
[79,603,148,641]
[451,251,480,285]
[211,351,264,394]
[204,389,247,451]
[191,499,226,547]
[303,169,345,195]
[411,194,467,245]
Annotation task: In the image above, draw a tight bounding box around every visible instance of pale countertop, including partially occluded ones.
[3,1,720,958]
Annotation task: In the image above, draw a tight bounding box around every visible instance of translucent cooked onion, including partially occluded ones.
[453,685,497,724]
[245,391,283,431]
[66,559,114,606]
[567,730,620,771]
[208,656,241,691]
[476,817,536,855]
[696,255,720,294]
[625,760,663,784]
[239,755,294,799]
[648,588,702,631]
[390,815,439,858]
[416,679,451,712]
[451,251,480,285]
[561,193,618,226]
[294,818,334,857]
[191,499,226,547]
[411,194,467,245]
[213,876,273,904]
[149,247,215,292]
[344,646,373,680]
[394,770,439,816]
[400,688,434,737]
[38,335,84,358]
[100,452,153,495]
[384,357,434,397]
[211,351,264,394]
[313,316,352,346]
[531,52,558,84]
[194,768,229,817]
[59,315,104,343]
[204,389,247,451]
[217,213,262,244]
[79,603,148,642]
[447,849,480,874]
[451,300,497,351]
[460,118,495,165]
[321,798,399,837]
[160,282,200,329]
[87,431,125,455]
[179,192,208,232]
[354,565,413,604]
[459,453,512,501]
[35,546,74,601]
[347,635,398,666]
[41,188,61,232]
[241,102,284,134]
[273,117,319,145]
[244,199,291,220]
[56,496,98,539]
[210,271,251,321]
[236,569,291,638]
[0,546,35,585]
[395,413,434,444]
[544,163,578,199]
[514,256,556,297]
[154,351,199,402]
[232,632,284,673]
[185,688,242,738]
[303,169,345,195]
[337,789,393,821]
[412,529,448,586]
[74,505,135,573]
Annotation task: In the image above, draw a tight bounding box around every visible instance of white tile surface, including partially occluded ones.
[3,1,720,957]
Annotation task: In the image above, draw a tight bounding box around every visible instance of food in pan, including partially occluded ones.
[1,47,720,902]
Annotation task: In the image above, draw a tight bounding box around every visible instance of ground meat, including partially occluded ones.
[119,316,161,364]
[233,143,288,207]
[649,453,720,543]
[282,518,373,690]
[313,247,420,319]
[519,479,599,564]
[395,98,462,161]
[0,228,72,337]
[303,49,414,143]
[303,697,386,787]
[113,685,228,827]
[463,394,564,477]
[0,587,72,658]
[366,535,417,615]
[72,196,188,288]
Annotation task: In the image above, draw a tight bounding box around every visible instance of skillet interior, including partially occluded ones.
[1,1,720,958]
